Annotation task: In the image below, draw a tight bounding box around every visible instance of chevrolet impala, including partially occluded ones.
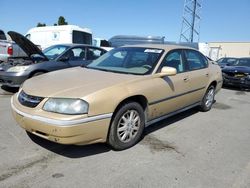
[11,44,222,150]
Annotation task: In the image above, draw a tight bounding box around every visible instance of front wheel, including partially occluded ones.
[199,85,215,112]
[108,102,145,150]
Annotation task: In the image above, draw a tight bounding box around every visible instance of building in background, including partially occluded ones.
[208,42,250,60]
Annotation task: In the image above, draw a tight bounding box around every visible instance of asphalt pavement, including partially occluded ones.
[0,86,249,188]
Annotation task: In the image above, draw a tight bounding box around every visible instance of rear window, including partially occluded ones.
[0,30,6,40]
[72,30,92,45]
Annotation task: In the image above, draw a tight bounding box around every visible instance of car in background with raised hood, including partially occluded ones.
[0,31,107,88]
[11,44,222,150]
[222,57,250,88]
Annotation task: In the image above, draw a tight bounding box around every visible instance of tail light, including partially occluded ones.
[7,46,13,55]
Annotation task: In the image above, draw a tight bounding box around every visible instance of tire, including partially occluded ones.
[108,102,145,150]
[199,85,215,112]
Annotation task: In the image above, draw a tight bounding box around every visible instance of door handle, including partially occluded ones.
[205,73,209,77]
[183,77,189,82]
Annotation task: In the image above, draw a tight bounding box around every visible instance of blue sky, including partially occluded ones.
[1,0,250,42]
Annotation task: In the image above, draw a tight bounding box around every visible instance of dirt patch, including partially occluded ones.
[0,153,56,182]
[52,173,64,178]
[140,135,182,155]
[235,91,246,95]
[213,103,232,110]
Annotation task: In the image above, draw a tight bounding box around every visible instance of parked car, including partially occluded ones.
[217,57,238,68]
[0,30,27,63]
[222,58,250,88]
[26,25,92,50]
[0,31,107,88]
[11,44,222,150]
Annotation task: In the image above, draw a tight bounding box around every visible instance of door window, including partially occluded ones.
[61,47,86,61]
[87,48,105,60]
[159,50,185,73]
[185,50,208,70]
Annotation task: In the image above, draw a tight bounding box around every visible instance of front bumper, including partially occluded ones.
[11,96,112,145]
[223,76,250,88]
[0,71,29,87]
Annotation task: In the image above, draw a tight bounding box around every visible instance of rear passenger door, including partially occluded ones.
[184,49,209,103]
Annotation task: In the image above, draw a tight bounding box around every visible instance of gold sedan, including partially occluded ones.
[11,44,222,150]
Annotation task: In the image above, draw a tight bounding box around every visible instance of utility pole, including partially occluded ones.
[180,0,202,43]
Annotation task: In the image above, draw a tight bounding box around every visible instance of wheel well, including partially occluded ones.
[111,95,148,122]
[113,95,148,113]
[209,81,217,89]
[29,70,47,78]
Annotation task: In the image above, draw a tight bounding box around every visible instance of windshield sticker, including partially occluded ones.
[144,49,162,53]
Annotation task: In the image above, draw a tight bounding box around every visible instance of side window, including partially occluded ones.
[72,30,92,45]
[87,48,105,60]
[62,47,86,61]
[185,50,208,70]
[0,30,6,40]
[159,50,185,73]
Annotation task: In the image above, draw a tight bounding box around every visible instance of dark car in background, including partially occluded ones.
[0,31,107,89]
[217,57,238,68]
[222,58,250,88]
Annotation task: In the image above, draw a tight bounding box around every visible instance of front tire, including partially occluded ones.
[199,85,215,112]
[108,102,145,150]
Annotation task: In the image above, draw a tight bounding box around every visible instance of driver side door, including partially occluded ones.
[148,50,191,121]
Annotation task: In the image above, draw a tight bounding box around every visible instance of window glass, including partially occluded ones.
[185,50,207,70]
[159,51,185,73]
[43,45,69,60]
[61,47,86,61]
[87,48,105,60]
[0,30,6,40]
[72,30,92,45]
[87,47,163,75]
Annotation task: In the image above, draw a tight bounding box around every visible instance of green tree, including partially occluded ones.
[57,16,68,25]
[37,22,46,27]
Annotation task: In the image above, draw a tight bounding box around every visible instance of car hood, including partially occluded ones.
[22,67,141,98]
[8,31,48,60]
[222,66,250,74]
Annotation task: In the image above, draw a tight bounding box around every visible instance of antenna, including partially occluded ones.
[180,0,202,42]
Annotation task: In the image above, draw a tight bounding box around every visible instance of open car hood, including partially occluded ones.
[7,31,48,60]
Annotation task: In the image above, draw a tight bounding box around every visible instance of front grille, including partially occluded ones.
[18,90,44,108]
[224,72,247,79]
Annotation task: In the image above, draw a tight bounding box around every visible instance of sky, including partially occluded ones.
[1,0,250,42]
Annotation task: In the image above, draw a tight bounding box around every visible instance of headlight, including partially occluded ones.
[43,98,89,115]
[6,66,29,73]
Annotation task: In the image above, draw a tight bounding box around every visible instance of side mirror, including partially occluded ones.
[155,66,177,77]
[59,56,69,62]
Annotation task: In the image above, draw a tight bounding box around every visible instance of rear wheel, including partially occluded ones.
[199,85,215,112]
[108,102,145,150]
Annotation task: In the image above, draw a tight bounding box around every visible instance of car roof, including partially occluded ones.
[47,43,107,50]
[123,44,196,51]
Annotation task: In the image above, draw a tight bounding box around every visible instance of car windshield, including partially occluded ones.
[217,58,238,65]
[87,47,163,75]
[43,45,69,60]
[232,58,250,67]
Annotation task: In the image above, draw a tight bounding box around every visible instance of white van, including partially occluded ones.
[26,25,92,50]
